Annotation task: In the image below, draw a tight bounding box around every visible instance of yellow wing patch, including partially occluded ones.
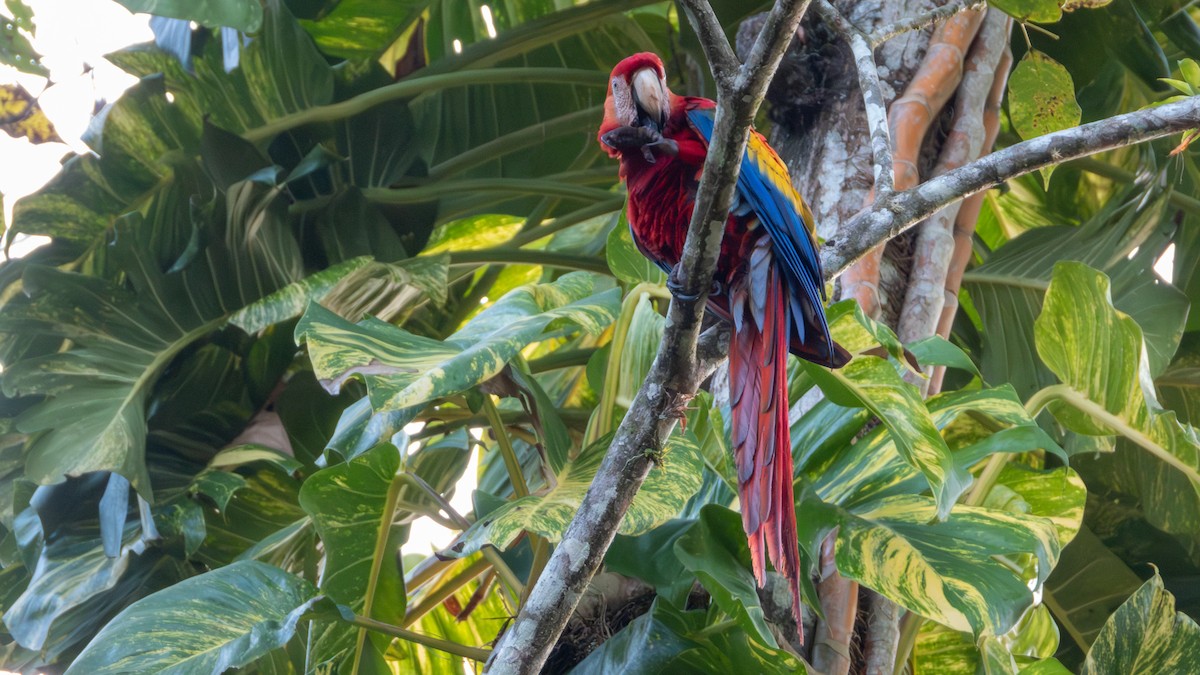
[746,130,816,241]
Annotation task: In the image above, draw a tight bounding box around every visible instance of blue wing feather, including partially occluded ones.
[686,108,829,346]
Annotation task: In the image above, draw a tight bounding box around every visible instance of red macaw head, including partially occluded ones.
[598,52,671,157]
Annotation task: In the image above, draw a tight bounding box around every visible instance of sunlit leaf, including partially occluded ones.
[296,272,619,413]
[449,428,703,557]
[0,84,60,143]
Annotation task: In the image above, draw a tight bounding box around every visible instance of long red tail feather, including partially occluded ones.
[729,247,804,638]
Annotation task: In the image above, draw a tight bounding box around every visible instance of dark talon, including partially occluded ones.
[667,263,726,301]
[667,263,701,302]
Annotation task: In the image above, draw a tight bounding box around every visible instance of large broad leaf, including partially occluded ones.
[1042,526,1145,658]
[805,301,969,520]
[568,600,701,675]
[814,493,1069,637]
[795,385,1082,638]
[448,427,703,557]
[112,0,263,32]
[295,271,618,413]
[674,505,779,649]
[3,523,148,651]
[1034,262,1200,547]
[914,605,1059,675]
[0,183,301,498]
[964,194,1186,401]
[1079,574,1200,674]
[64,561,319,674]
[298,443,406,674]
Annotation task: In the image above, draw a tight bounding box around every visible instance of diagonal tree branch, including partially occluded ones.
[869,0,987,46]
[823,95,1200,275]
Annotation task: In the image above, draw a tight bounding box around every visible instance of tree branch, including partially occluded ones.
[869,0,988,46]
[815,0,895,194]
[823,95,1200,276]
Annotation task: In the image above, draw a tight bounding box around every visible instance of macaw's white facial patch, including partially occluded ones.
[611,76,637,127]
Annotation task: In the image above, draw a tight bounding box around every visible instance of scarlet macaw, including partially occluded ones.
[598,52,849,629]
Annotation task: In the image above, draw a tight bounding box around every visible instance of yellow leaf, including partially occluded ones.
[0,83,62,144]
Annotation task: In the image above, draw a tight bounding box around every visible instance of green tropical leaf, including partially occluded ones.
[3,524,150,651]
[296,271,619,413]
[1043,526,1145,655]
[568,599,702,675]
[298,443,406,673]
[64,561,319,675]
[606,210,665,285]
[964,193,1186,401]
[605,519,696,608]
[1009,51,1080,141]
[805,302,969,520]
[990,0,1061,23]
[1033,262,1200,508]
[1,182,301,497]
[674,505,779,649]
[111,0,263,32]
[0,1,48,76]
[449,428,703,557]
[1079,574,1200,674]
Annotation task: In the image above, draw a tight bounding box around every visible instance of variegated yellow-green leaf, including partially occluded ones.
[806,302,970,520]
[914,543,1063,673]
[833,494,1063,636]
[807,385,1065,514]
[229,256,373,333]
[801,428,1082,641]
[296,272,619,413]
[392,563,509,674]
[1034,262,1200,507]
[915,609,1059,675]
[1080,574,1200,674]
[449,429,703,557]
[299,443,405,673]
[64,561,318,675]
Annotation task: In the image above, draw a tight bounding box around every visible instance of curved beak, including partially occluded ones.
[631,67,668,133]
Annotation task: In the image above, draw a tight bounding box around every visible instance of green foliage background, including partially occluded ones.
[0,0,1199,673]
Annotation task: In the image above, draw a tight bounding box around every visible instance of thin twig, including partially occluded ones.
[401,473,526,599]
[869,0,988,46]
[815,0,895,194]
[349,613,492,661]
